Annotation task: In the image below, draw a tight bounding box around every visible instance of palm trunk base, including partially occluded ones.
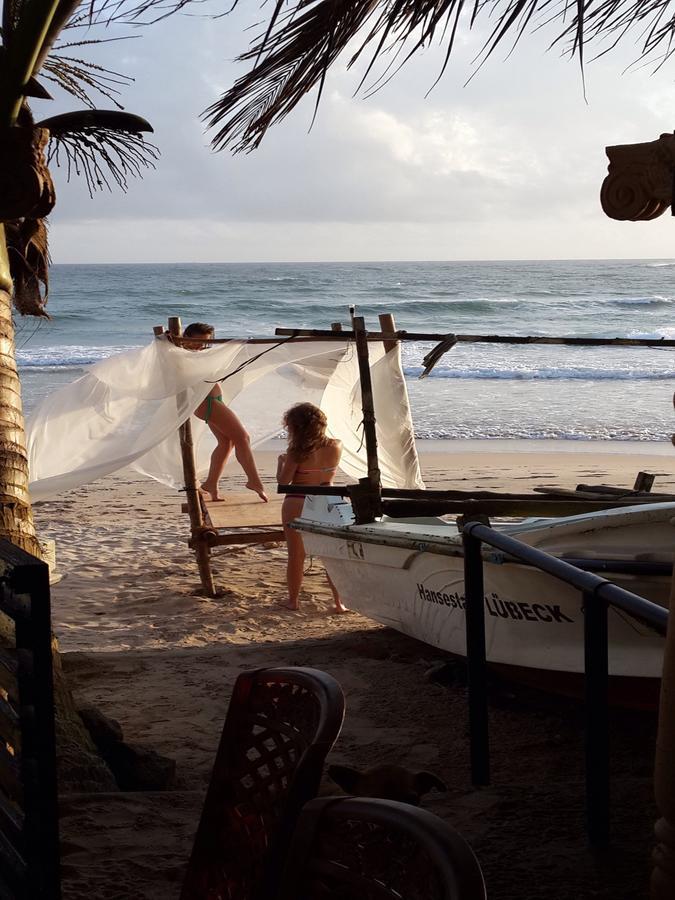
[0,499,43,556]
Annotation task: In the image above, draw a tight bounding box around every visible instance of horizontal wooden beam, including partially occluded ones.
[278,484,670,507]
[381,498,654,517]
[189,528,284,549]
[161,329,675,349]
[274,328,675,349]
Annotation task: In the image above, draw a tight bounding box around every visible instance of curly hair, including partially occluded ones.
[284,403,331,461]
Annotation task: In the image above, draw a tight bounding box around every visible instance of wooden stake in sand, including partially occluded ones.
[350,316,382,524]
[164,317,215,597]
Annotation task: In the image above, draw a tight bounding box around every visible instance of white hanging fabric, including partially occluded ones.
[27,334,425,501]
[321,341,424,489]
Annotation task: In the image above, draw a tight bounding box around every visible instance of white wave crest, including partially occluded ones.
[17,345,138,368]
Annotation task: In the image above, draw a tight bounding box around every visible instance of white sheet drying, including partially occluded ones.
[27,335,424,500]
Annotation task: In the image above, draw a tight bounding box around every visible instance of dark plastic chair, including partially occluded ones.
[180,667,345,900]
[279,796,487,900]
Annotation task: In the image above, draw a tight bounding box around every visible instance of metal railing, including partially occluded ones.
[0,540,60,899]
[461,521,669,848]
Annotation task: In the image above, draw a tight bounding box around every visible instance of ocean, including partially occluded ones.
[17,259,675,443]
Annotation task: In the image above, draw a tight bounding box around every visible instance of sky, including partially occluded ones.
[43,4,675,263]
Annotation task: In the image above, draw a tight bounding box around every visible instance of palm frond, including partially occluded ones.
[204,0,675,153]
[70,0,198,28]
[0,47,53,96]
[205,0,378,152]
[6,217,50,318]
[42,53,133,107]
[32,0,85,70]
[2,0,29,42]
[37,109,158,195]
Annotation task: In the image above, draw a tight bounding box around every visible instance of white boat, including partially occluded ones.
[295,497,673,692]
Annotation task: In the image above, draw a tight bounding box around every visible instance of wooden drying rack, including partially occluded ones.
[155,315,675,596]
[154,312,401,596]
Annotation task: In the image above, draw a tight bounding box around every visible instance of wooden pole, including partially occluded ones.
[652,392,675,897]
[167,317,215,597]
[634,471,655,493]
[164,330,675,349]
[652,576,675,898]
[275,328,675,349]
[352,316,380,490]
[349,316,382,524]
[378,313,398,353]
[380,497,663,518]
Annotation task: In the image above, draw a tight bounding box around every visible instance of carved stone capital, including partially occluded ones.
[601,133,675,221]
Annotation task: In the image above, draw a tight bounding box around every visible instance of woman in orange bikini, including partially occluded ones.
[277,403,346,612]
[183,322,267,503]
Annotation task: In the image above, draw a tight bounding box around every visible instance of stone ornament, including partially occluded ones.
[601,132,675,221]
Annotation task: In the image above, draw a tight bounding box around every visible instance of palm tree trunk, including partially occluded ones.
[0,224,116,790]
[0,224,42,556]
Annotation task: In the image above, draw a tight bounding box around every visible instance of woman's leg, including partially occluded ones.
[200,402,267,501]
[326,572,348,613]
[284,527,306,610]
[194,403,232,501]
[282,498,305,609]
[201,436,233,501]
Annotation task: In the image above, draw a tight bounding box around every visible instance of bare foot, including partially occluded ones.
[246,481,269,502]
[280,600,299,611]
[200,484,225,502]
[333,601,349,614]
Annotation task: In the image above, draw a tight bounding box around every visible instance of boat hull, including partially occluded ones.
[297,498,671,681]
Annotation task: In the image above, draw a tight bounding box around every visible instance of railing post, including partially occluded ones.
[462,526,490,786]
[583,588,610,847]
[652,549,675,899]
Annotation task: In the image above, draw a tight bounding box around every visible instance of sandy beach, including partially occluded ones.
[37,440,673,899]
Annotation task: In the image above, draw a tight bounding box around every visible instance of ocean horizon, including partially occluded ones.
[51,256,675,265]
[18,258,675,443]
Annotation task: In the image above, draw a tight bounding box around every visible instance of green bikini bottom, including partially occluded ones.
[204,394,224,424]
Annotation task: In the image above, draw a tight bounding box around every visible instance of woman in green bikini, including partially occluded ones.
[183,323,267,503]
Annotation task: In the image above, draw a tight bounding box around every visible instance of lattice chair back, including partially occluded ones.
[181,667,345,900]
[279,797,487,900]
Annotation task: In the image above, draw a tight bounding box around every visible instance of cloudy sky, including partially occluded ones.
[44,4,675,262]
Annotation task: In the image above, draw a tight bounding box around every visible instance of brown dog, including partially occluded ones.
[327,763,447,806]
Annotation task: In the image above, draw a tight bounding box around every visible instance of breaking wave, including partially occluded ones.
[17,346,138,368]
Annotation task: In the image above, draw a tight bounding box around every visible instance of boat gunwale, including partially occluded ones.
[293,518,674,588]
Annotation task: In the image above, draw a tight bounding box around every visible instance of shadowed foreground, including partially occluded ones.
[59,629,656,900]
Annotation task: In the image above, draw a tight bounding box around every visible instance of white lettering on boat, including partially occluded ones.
[416,584,574,624]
